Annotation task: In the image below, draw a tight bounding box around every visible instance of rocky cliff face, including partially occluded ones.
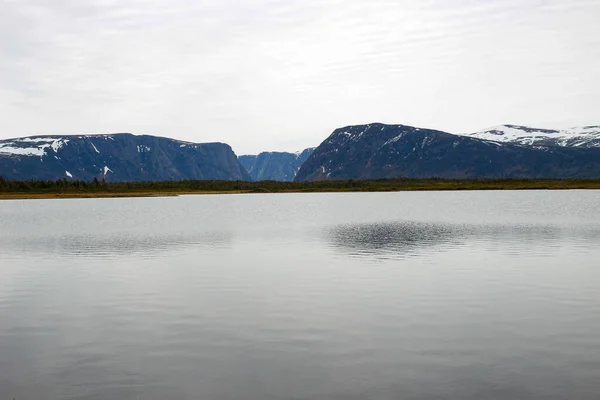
[239,148,314,181]
[295,123,600,181]
[0,133,250,181]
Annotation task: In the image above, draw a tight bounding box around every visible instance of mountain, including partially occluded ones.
[295,123,600,181]
[465,124,600,148]
[239,148,314,181]
[0,133,250,181]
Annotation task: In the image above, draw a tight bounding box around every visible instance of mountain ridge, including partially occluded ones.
[295,123,600,181]
[0,133,250,182]
[3,122,600,182]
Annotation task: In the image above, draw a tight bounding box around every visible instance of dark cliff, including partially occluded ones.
[239,148,314,181]
[0,133,250,181]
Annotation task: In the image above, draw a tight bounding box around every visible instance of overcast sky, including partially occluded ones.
[1,0,599,154]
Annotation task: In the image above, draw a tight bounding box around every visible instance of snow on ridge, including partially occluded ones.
[51,139,68,152]
[65,171,73,178]
[0,145,46,157]
[0,137,70,157]
[463,125,600,148]
[103,166,113,176]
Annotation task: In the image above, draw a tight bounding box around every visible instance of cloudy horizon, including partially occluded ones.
[1,0,599,155]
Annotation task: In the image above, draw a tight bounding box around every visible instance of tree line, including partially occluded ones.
[0,176,376,193]
[2,176,600,194]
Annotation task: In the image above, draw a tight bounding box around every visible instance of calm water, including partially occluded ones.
[1,191,600,400]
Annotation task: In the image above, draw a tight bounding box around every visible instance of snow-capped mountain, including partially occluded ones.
[0,133,250,181]
[239,147,315,181]
[295,123,600,181]
[464,125,600,148]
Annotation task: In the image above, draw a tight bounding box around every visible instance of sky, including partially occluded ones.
[1,0,599,155]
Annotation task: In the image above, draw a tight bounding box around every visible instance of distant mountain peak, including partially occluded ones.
[294,147,315,158]
[238,147,315,181]
[465,125,600,148]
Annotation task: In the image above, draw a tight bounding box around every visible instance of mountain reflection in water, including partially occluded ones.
[0,231,233,259]
[327,221,460,259]
[326,221,600,260]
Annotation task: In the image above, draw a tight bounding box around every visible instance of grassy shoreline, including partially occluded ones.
[0,190,250,200]
[2,178,600,200]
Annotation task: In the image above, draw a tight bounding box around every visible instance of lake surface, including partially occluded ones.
[1,191,600,400]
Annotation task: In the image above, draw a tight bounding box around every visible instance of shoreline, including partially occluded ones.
[3,180,600,200]
[0,190,250,200]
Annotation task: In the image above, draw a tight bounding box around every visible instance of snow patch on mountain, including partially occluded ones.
[464,125,600,148]
[0,137,70,157]
[382,135,402,147]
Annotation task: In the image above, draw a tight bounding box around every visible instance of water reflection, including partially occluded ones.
[0,231,233,259]
[327,221,600,260]
[327,221,462,259]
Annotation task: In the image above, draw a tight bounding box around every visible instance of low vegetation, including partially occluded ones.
[1,176,600,199]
